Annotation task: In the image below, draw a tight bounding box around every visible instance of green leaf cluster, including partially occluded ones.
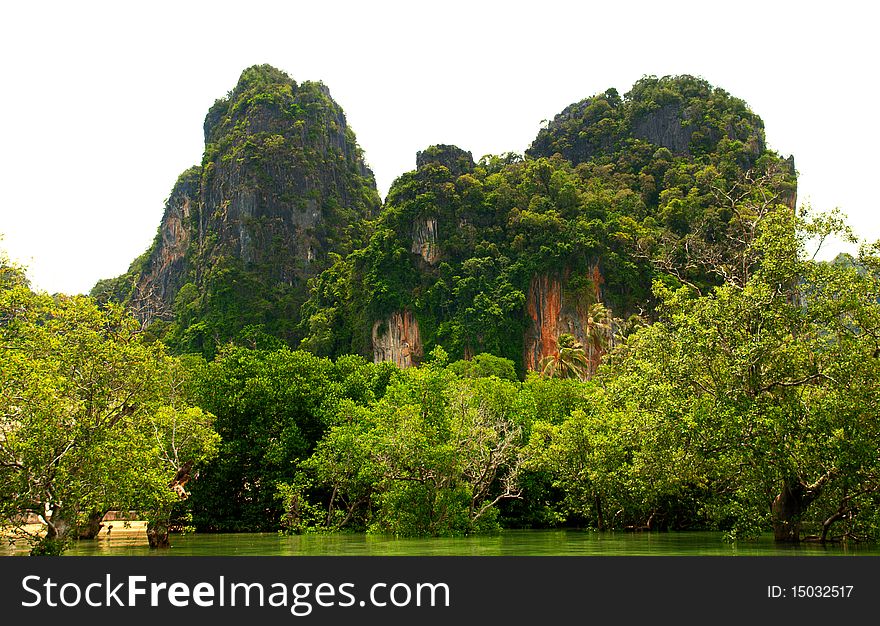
[282,353,533,535]
[0,258,219,554]
[185,348,390,531]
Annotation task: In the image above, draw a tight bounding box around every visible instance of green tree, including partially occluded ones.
[287,354,528,536]
[539,333,591,381]
[447,353,518,381]
[0,257,219,554]
[601,208,880,541]
[140,403,220,547]
[187,348,386,531]
[584,302,612,375]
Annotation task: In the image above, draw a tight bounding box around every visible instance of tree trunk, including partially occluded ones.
[77,510,105,539]
[32,505,73,555]
[820,509,846,543]
[771,472,834,543]
[772,480,807,542]
[146,520,170,549]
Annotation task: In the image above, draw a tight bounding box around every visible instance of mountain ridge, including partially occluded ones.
[96,68,797,374]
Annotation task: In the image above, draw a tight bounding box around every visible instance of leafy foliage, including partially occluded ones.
[301,75,795,375]
[527,200,880,541]
[186,348,390,531]
[0,256,219,554]
[279,350,530,535]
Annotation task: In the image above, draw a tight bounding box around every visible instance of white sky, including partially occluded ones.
[0,0,876,294]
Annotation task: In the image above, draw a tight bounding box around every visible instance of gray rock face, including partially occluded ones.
[198,77,378,286]
[128,168,200,324]
[105,65,380,342]
[411,217,439,264]
[632,104,692,156]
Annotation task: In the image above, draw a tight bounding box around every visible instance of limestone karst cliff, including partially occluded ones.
[94,65,379,354]
[99,71,796,376]
[301,75,796,376]
[128,167,199,323]
[372,309,423,368]
[523,267,609,375]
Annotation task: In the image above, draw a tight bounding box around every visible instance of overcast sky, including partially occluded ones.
[1,0,876,294]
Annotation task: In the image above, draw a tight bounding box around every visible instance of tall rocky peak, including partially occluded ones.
[529,75,766,166]
[95,65,380,355]
[368,146,476,367]
[416,144,475,177]
[198,64,379,273]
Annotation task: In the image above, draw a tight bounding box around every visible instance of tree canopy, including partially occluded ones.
[0,253,219,554]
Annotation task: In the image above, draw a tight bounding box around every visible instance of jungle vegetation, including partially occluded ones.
[3,72,878,553]
[4,203,879,551]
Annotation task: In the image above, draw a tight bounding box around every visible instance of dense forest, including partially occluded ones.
[2,66,879,555]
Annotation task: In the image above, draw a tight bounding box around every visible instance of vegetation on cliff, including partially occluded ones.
[300,75,796,375]
[5,69,878,552]
[94,65,380,358]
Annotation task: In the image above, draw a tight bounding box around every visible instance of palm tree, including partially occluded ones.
[539,333,591,381]
[584,302,612,374]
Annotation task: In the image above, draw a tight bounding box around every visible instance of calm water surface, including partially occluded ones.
[5,530,880,556]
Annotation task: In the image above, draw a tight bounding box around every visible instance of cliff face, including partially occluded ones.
[198,69,378,281]
[367,146,474,366]
[372,310,423,368]
[98,65,380,353]
[523,266,609,375]
[405,145,475,267]
[631,103,692,155]
[100,71,797,373]
[411,217,439,264]
[524,273,564,372]
[298,76,798,378]
[128,168,200,324]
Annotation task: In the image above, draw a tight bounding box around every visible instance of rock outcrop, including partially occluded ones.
[411,217,440,264]
[96,65,380,352]
[298,75,797,377]
[631,103,692,155]
[197,67,378,282]
[528,75,768,167]
[373,310,423,368]
[127,168,199,325]
[523,266,610,376]
[416,145,474,177]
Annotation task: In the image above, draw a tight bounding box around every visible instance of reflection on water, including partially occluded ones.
[5,529,880,557]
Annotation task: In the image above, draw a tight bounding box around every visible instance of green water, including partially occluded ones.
[5,530,880,556]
